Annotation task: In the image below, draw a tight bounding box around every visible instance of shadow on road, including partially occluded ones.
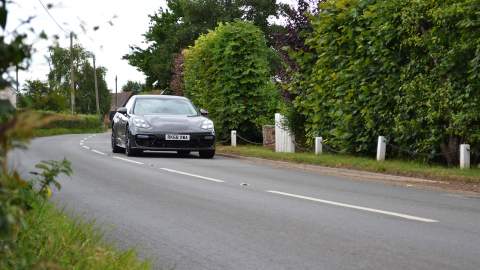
[135,151,201,159]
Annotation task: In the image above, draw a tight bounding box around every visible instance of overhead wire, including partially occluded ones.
[37,0,68,34]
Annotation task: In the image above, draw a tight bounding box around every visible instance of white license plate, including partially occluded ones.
[165,134,190,141]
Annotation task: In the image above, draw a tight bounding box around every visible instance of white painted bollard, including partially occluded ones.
[460,144,470,169]
[231,130,237,147]
[315,137,323,155]
[377,136,386,161]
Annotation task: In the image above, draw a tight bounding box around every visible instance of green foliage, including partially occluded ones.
[35,111,104,130]
[0,0,32,89]
[1,200,151,270]
[42,44,111,115]
[32,159,72,198]
[122,80,145,94]
[17,80,69,111]
[124,0,280,90]
[76,62,111,115]
[184,21,279,139]
[0,111,73,250]
[289,0,480,164]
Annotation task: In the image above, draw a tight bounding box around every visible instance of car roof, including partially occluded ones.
[133,94,188,100]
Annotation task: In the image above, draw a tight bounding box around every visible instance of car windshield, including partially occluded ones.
[133,98,198,116]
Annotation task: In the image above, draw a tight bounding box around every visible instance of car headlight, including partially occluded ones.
[201,119,214,130]
[133,118,151,129]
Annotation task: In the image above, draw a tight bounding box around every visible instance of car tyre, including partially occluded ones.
[199,150,215,159]
[125,129,141,156]
[111,130,124,153]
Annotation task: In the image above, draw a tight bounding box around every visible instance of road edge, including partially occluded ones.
[217,152,480,196]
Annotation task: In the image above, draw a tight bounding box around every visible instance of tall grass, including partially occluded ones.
[0,199,151,270]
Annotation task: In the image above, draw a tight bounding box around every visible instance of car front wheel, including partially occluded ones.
[111,130,124,153]
[125,129,141,156]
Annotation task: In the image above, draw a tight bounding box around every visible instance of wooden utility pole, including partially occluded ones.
[70,32,75,114]
[15,65,19,92]
[93,54,100,115]
[115,75,118,109]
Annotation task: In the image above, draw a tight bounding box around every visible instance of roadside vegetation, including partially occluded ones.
[1,199,150,270]
[126,0,480,169]
[285,0,480,165]
[17,45,111,116]
[1,2,148,268]
[218,145,480,184]
[31,111,106,137]
[184,20,278,140]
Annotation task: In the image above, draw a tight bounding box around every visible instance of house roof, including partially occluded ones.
[110,91,134,111]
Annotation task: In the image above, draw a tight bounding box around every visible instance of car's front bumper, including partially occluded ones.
[130,132,215,151]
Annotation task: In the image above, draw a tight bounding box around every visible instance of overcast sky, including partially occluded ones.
[8,0,294,91]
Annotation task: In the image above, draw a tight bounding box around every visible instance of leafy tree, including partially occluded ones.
[17,80,68,111]
[121,80,145,94]
[289,0,480,164]
[48,44,89,95]
[76,62,111,115]
[46,44,110,114]
[124,0,280,91]
[0,0,32,88]
[184,20,279,140]
[272,0,321,145]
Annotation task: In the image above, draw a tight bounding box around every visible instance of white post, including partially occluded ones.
[231,130,237,147]
[315,137,323,155]
[377,136,386,161]
[275,113,281,152]
[275,113,295,153]
[460,144,470,169]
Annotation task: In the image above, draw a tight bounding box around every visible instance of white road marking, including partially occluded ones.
[82,145,90,150]
[80,142,84,145]
[267,190,438,223]
[91,149,106,156]
[160,168,225,183]
[113,156,144,165]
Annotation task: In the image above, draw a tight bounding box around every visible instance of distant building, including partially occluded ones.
[0,86,17,108]
[107,91,134,122]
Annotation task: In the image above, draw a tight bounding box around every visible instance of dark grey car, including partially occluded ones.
[111,95,215,158]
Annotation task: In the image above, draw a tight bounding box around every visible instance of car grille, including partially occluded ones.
[135,133,215,149]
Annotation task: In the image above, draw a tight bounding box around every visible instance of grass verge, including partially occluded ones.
[217,145,480,183]
[1,199,151,270]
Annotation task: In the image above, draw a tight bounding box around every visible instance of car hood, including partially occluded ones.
[137,114,210,133]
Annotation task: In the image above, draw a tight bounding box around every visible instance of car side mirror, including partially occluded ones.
[117,107,128,115]
[200,108,208,116]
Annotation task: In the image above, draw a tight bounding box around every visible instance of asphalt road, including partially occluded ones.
[12,133,480,270]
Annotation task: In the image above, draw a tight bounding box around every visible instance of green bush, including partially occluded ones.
[184,20,279,140]
[35,111,104,130]
[289,0,480,164]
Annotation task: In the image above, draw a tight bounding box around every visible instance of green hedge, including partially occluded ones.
[34,111,104,130]
[184,20,279,140]
[288,0,480,164]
